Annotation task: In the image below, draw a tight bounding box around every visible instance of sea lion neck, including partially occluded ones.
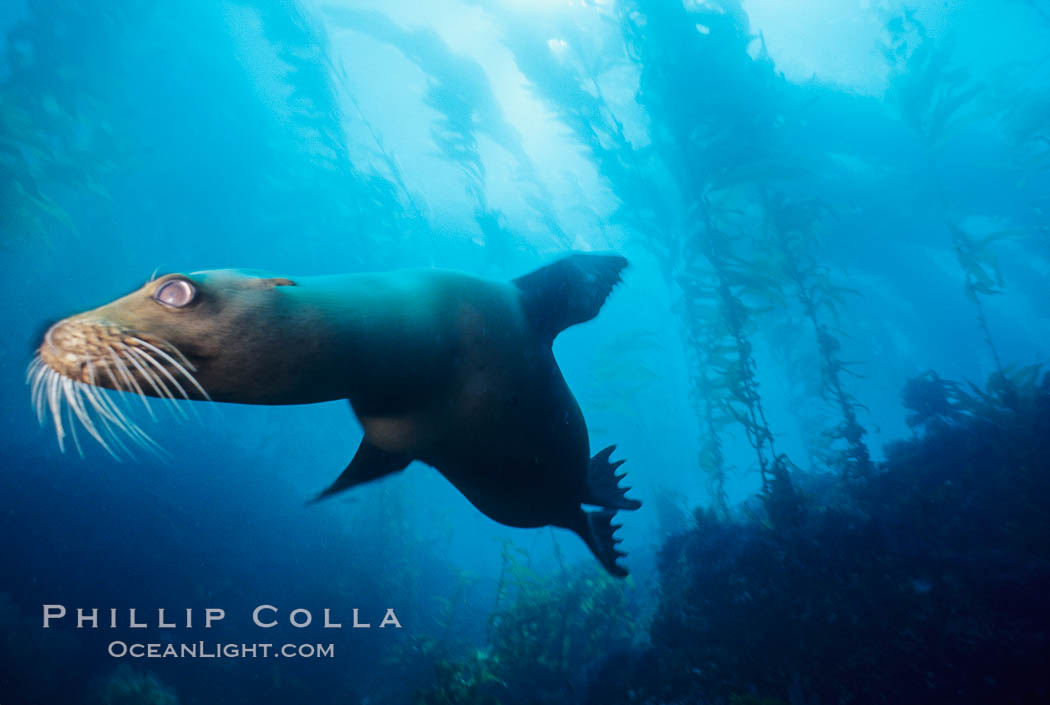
[274,271,460,410]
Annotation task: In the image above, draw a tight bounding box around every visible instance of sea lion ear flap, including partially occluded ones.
[261,277,297,287]
[513,253,627,345]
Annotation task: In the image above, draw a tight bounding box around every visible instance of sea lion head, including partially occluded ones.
[30,269,297,454]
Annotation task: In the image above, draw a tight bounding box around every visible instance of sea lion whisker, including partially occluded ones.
[31,360,49,425]
[94,389,160,456]
[79,376,153,458]
[108,349,155,420]
[25,356,42,384]
[83,392,134,459]
[79,371,126,427]
[35,367,51,427]
[143,335,196,373]
[30,359,43,392]
[63,390,84,458]
[129,348,203,423]
[31,375,42,424]
[106,351,133,392]
[129,345,191,402]
[100,362,126,396]
[28,358,48,401]
[132,337,210,401]
[63,376,98,437]
[97,385,162,452]
[62,377,111,459]
[47,370,66,452]
[33,345,165,458]
[28,357,46,417]
[125,348,187,418]
[131,349,195,422]
[121,347,180,414]
[82,366,161,454]
[100,358,153,426]
[126,347,202,423]
[75,379,135,456]
[83,364,141,438]
[72,386,119,456]
[97,361,143,421]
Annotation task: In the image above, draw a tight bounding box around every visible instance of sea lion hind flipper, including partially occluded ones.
[307,439,411,505]
[513,253,627,343]
[566,508,629,578]
[584,445,642,511]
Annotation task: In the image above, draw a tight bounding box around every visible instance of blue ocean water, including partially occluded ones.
[1,0,1048,703]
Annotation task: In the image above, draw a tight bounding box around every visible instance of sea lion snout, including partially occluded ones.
[29,303,211,456]
[39,316,123,383]
[28,268,310,455]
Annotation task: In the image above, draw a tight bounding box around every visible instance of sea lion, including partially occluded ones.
[29,254,641,576]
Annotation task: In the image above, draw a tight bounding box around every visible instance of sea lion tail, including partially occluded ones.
[573,508,629,578]
[585,444,642,511]
[513,253,627,344]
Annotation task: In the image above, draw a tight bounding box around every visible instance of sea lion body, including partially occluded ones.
[32,255,640,575]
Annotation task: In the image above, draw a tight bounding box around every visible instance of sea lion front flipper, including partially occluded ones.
[564,508,629,578]
[513,253,627,344]
[584,445,642,511]
[307,439,411,504]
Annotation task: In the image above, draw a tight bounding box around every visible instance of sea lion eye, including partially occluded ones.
[154,279,196,308]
